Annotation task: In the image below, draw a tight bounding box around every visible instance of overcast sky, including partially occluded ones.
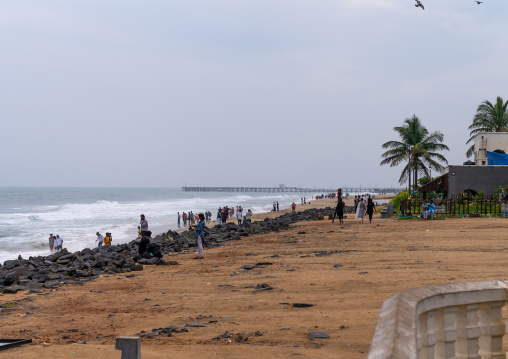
[1,0,507,189]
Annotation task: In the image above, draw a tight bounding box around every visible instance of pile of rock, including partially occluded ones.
[0,206,347,294]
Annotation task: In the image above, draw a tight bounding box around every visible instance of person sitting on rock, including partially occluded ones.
[138,231,152,258]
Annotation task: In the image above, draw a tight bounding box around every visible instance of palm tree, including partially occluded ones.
[381,115,449,193]
[466,96,508,157]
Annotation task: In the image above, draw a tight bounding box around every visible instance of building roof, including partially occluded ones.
[418,174,448,193]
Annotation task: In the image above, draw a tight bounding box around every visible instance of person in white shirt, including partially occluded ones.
[245,209,252,222]
[54,236,62,251]
[237,210,243,225]
[96,232,104,247]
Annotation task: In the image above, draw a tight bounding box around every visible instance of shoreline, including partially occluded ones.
[168,194,395,235]
[3,194,507,358]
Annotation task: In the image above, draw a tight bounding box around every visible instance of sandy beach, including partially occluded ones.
[3,196,506,358]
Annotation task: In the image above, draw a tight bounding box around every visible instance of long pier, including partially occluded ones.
[182,186,402,194]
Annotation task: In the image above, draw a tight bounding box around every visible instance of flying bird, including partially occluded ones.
[415,0,424,10]
[475,1,483,4]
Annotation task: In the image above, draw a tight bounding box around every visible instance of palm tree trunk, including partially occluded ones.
[414,163,418,194]
[408,155,411,195]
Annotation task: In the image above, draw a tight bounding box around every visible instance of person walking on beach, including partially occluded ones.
[366,198,376,224]
[334,198,345,224]
[246,209,252,222]
[140,214,149,237]
[292,202,296,212]
[177,212,181,228]
[96,232,104,247]
[189,213,205,259]
[355,198,366,223]
[49,234,54,252]
[276,201,279,211]
[237,208,243,224]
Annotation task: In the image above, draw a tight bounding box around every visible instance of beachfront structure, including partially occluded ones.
[419,133,508,197]
[368,280,508,359]
[473,132,508,166]
[419,165,508,197]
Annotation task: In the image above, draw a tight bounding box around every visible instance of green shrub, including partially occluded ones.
[390,190,408,213]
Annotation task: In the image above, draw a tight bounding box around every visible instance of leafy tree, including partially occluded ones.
[466,96,508,157]
[381,115,449,192]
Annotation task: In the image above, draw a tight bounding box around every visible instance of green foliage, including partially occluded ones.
[418,176,434,187]
[390,190,408,213]
[473,190,485,200]
[466,96,508,157]
[380,115,449,187]
[493,185,508,199]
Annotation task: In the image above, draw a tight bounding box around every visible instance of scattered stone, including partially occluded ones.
[334,264,342,268]
[293,303,314,308]
[308,331,330,340]
[186,323,207,327]
[252,283,273,293]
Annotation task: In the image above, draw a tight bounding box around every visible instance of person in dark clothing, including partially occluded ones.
[138,231,152,256]
[335,198,345,224]
[366,198,376,223]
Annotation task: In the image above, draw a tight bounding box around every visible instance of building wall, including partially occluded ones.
[446,165,508,196]
[473,132,508,165]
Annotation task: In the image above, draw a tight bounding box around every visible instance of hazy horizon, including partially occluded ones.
[2,1,507,188]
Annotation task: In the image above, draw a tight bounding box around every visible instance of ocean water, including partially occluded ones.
[0,187,319,264]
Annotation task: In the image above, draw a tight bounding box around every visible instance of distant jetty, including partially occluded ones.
[182,185,402,193]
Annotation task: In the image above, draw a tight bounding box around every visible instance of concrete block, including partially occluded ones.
[115,336,141,359]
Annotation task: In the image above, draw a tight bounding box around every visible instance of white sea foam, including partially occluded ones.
[0,188,323,263]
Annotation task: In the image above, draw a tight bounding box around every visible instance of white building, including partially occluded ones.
[473,132,508,165]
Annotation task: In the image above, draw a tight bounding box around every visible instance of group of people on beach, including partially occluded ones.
[353,194,376,224]
[315,193,337,200]
[48,234,64,252]
[95,232,112,247]
[217,206,253,225]
[177,211,213,228]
